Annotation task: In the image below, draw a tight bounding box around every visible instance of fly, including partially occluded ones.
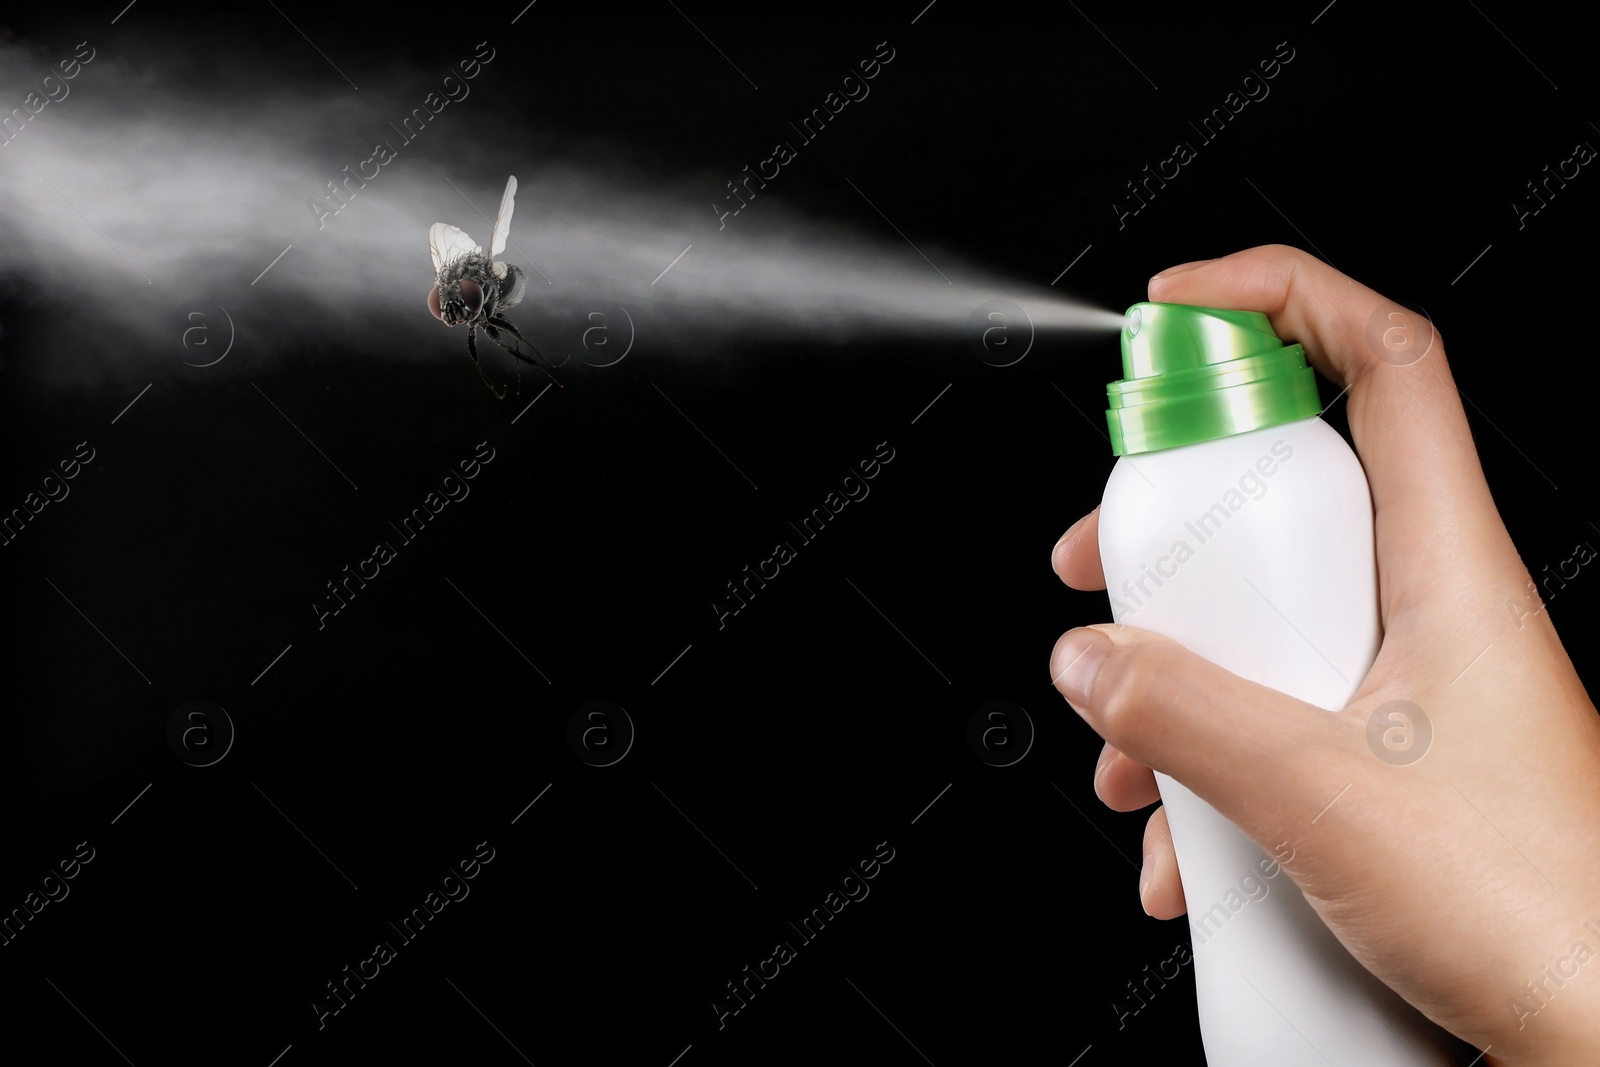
[426,175,562,397]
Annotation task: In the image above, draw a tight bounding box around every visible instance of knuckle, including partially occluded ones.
[1255,242,1311,272]
[1094,636,1179,734]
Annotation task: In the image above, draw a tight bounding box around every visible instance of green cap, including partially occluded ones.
[1105,302,1321,455]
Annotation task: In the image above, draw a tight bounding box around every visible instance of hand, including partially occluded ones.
[1049,245,1600,1066]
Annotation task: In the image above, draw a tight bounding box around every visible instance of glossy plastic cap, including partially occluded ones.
[1105,302,1321,455]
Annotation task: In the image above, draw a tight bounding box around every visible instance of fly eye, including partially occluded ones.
[458,278,484,314]
[427,285,444,320]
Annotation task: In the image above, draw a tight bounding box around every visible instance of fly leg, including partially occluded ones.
[481,321,522,395]
[487,315,567,384]
[484,320,562,391]
[467,323,507,399]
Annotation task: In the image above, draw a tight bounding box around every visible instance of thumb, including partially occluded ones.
[1051,623,1358,844]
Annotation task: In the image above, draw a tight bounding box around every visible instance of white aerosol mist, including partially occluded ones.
[1097,303,1458,1064]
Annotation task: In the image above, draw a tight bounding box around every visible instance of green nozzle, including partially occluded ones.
[1105,302,1321,455]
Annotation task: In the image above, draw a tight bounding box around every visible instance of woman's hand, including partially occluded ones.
[1050,245,1600,1066]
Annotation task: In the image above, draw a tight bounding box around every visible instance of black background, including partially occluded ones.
[2,2,1596,1064]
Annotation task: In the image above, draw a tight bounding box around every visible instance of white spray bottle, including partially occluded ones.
[1097,303,1459,1064]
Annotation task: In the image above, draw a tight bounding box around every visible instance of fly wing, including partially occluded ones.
[489,175,517,260]
[429,223,480,274]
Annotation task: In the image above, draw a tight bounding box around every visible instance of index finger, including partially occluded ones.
[1147,245,1517,625]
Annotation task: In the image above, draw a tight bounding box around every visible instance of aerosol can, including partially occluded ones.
[1097,302,1457,1064]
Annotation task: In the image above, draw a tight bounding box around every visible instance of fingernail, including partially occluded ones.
[1054,512,1089,555]
[1150,258,1214,282]
[1139,853,1155,911]
[1053,516,1089,573]
[1093,743,1118,798]
[1051,628,1108,710]
[1093,741,1116,785]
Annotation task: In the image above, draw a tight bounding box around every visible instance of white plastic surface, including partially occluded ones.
[1098,416,1456,1065]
